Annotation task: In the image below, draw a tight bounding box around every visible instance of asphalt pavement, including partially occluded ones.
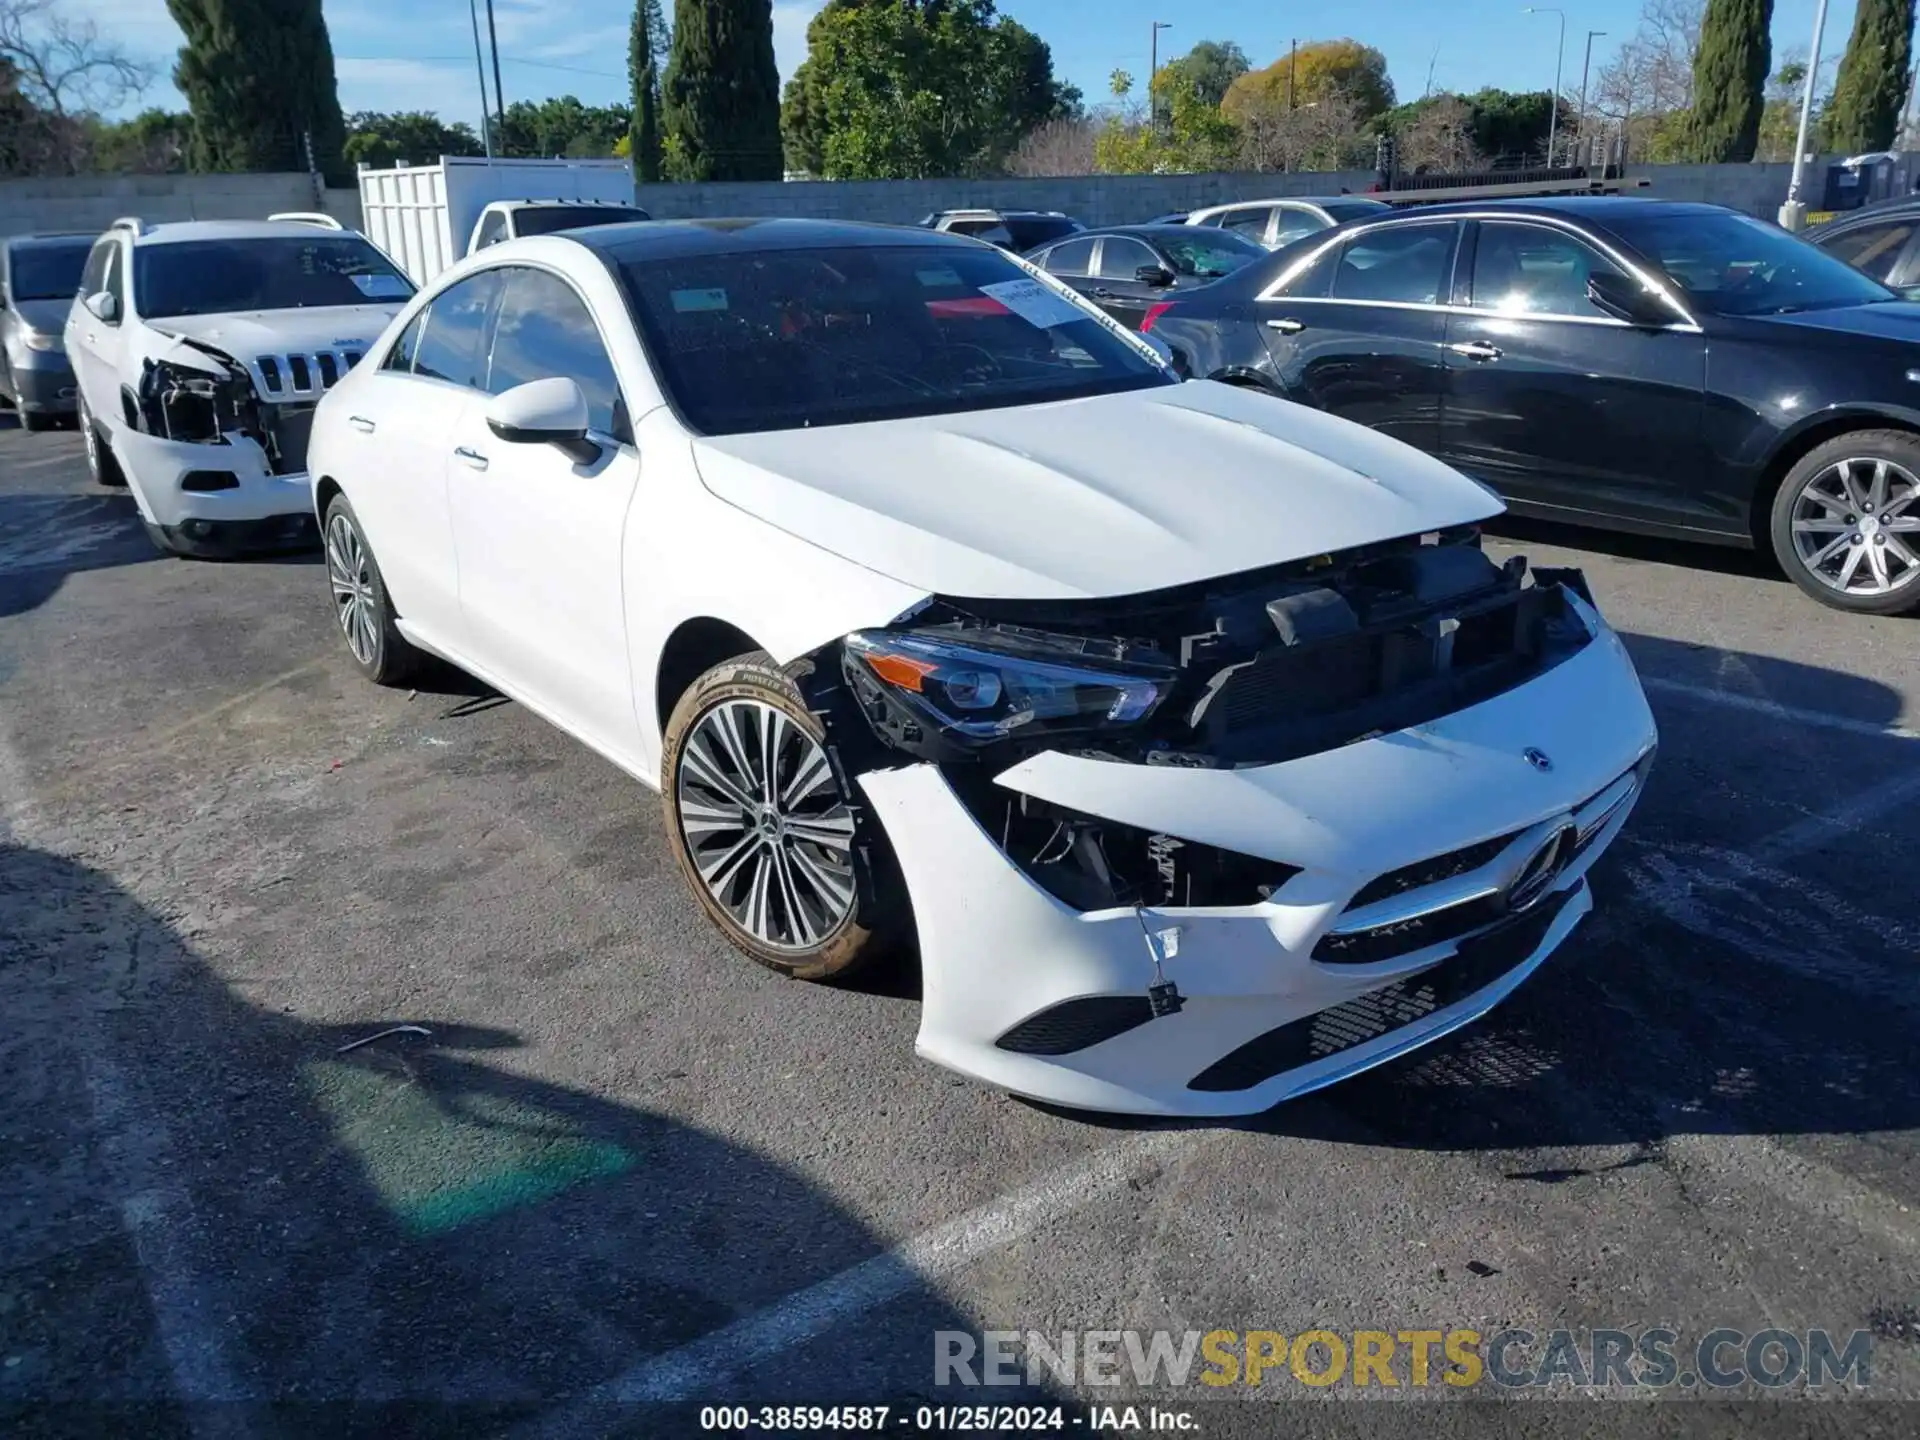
[2,414,1916,1439]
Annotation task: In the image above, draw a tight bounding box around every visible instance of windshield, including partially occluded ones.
[133,237,415,319]
[615,243,1172,436]
[1154,230,1267,278]
[1615,210,1896,316]
[513,205,651,237]
[8,240,92,300]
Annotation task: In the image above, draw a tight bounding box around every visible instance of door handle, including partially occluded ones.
[1265,317,1306,334]
[1091,287,1115,299]
[453,446,489,471]
[348,415,375,433]
[1448,341,1503,361]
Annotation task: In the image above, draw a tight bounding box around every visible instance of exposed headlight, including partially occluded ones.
[844,628,1171,755]
[22,331,62,353]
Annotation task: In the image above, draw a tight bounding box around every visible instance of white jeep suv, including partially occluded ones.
[64,215,415,557]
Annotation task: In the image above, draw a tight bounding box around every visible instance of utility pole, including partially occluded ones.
[485,0,507,156]
[1288,38,1297,111]
[1525,7,1566,165]
[1577,30,1606,167]
[1781,0,1832,230]
[1150,21,1172,137]
[468,0,494,158]
[1425,44,1441,99]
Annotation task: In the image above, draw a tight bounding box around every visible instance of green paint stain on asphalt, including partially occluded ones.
[303,1060,636,1235]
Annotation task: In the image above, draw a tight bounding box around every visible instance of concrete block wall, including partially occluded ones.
[0,172,320,240]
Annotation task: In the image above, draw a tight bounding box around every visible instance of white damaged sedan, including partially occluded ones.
[307,218,1656,1116]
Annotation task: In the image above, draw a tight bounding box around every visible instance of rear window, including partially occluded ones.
[1003,216,1082,249]
[133,237,415,319]
[8,240,92,300]
[614,243,1171,436]
[512,205,651,237]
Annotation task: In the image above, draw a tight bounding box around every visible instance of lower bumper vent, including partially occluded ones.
[996,995,1156,1056]
[1188,887,1574,1092]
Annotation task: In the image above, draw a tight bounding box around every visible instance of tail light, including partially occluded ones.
[1141,301,1174,333]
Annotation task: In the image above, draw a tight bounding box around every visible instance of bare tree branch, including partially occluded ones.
[1007,115,1097,176]
[0,0,152,119]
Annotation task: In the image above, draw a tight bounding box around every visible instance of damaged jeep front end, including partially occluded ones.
[133,335,313,475]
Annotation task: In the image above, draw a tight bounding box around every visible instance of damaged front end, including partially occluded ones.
[134,338,312,474]
[799,527,1599,914]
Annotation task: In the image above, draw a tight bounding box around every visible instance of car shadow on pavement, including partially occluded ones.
[1486,514,1783,582]
[0,842,992,1434]
[0,492,160,620]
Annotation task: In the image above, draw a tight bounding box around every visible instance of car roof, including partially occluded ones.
[1381,196,1725,222]
[1809,195,1920,230]
[1052,225,1220,242]
[580,217,987,262]
[132,219,364,245]
[1193,196,1384,213]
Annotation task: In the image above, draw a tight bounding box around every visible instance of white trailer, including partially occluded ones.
[356,156,635,286]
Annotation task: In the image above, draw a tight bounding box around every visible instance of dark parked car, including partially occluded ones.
[1807,197,1920,298]
[1184,195,1392,250]
[0,231,93,430]
[1144,197,1920,614]
[1023,224,1269,327]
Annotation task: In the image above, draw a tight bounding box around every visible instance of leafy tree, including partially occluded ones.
[1682,0,1772,161]
[343,111,483,169]
[1223,39,1396,126]
[1155,40,1249,110]
[629,0,668,182]
[497,96,631,159]
[663,0,783,180]
[782,0,1074,180]
[1825,0,1914,153]
[168,0,349,180]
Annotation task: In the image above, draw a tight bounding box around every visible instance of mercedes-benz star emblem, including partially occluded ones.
[1524,747,1553,772]
[1504,826,1574,913]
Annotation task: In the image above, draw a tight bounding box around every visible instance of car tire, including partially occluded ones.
[78,396,126,487]
[1770,431,1920,615]
[322,493,421,686]
[661,652,902,981]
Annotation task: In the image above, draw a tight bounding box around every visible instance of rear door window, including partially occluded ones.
[1218,206,1277,242]
[1820,218,1918,284]
[1041,237,1096,275]
[1094,237,1159,281]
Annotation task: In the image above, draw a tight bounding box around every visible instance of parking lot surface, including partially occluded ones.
[2,415,1917,1437]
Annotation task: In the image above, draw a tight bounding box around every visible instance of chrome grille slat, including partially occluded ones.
[246,348,363,400]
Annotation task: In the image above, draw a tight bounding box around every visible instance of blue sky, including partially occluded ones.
[73,0,1862,131]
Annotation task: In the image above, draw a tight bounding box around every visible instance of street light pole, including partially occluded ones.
[1578,30,1606,168]
[1781,0,1833,231]
[485,0,507,155]
[1150,21,1173,136]
[1526,8,1567,165]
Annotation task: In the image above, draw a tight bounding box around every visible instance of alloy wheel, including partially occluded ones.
[325,512,380,666]
[1789,456,1920,598]
[675,699,859,952]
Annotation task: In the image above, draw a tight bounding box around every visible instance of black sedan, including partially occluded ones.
[1144,197,1920,614]
[1807,197,1920,298]
[1023,224,1269,328]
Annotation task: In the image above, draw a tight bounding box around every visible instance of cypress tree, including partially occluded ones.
[1825,0,1916,153]
[168,0,348,182]
[662,0,784,181]
[629,1,666,182]
[1685,0,1774,162]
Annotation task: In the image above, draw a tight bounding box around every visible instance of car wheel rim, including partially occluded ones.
[676,699,858,953]
[325,512,380,665]
[1791,457,1920,598]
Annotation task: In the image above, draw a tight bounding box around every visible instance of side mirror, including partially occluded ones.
[1586,271,1674,327]
[484,376,601,464]
[83,290,118,323]
[1135,264,1175,288]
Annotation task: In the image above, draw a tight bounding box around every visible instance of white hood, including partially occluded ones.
[692,380,1503,600]
[150,304,402,361]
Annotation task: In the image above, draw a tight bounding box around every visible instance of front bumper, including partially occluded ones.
[857,614,1657,1117]
[10,359,77,413]
[107,423,318,543]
